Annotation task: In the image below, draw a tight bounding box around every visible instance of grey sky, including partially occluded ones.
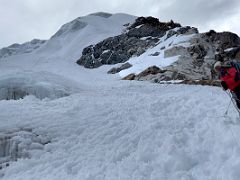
[0,0,239,48]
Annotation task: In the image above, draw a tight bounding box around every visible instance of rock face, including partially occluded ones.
[76,16,182,68]
[124,30,240,84]
[204,30,240,50]
[127,17,181,38]
[135,66,166,78]
[76,15,240,85]
[107,63,132,74]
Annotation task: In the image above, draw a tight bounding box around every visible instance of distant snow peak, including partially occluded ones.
[0,39,46,59]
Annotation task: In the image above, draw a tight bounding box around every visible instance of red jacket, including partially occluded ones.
[220,67,240,91]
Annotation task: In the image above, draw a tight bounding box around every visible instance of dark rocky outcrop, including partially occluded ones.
[136,66,166,78]
[76,34,155,68]
[76,15,240,86]
[204,30,240,50]
[127,17,181,38]
[76,16,183,68]
[122,74,136,80]
[224,47,240,60]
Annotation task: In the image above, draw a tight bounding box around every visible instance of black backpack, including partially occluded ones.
[229,61,240,81]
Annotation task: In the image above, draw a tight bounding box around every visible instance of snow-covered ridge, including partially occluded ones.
[0,13,136,62]
[35,13,136,61]
[0,39,46,59]
[51,12,113,38]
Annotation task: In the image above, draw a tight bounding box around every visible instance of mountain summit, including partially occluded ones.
[1,12,240,85]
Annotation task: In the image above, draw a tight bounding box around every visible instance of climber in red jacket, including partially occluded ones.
[214,61,240,109]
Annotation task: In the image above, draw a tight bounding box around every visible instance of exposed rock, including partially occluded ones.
[127,17,181,38]
[76,16,183,68]
[176,26,198,35]
[77,34,156,68]
[188,44,207,67]
[75,15,240,86]
[166,26,198,39]
[224,47,240,60]
[156,79,220,87]
[203,30,240,50]
[180,80,220,86]
[122,74,136,80]
[235,49,240,60]
[107,63,132,74]
[164,46,189,58]
[136,66,165,78]
[149,52,160,56]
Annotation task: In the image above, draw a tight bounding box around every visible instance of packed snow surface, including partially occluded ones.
[1,13,240,180]
[1,79,240,180]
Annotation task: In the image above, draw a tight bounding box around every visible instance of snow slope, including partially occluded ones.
[0,13,136,78]
[1,80,240,180]
[1,13,240,180]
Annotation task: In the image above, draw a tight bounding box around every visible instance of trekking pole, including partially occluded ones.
[224,98,232,116]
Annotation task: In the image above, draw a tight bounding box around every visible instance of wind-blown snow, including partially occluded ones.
[1,13,240,180]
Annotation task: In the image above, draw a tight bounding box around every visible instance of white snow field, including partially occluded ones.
[1,13,240,180]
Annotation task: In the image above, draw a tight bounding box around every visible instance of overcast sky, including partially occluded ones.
[0,0,239,48]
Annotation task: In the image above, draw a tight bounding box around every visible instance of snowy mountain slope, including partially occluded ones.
[1,80,240,180]
[1,12,240,180]
[0,13,136,76]
[0,13,137,90]
[34,13,137,61]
